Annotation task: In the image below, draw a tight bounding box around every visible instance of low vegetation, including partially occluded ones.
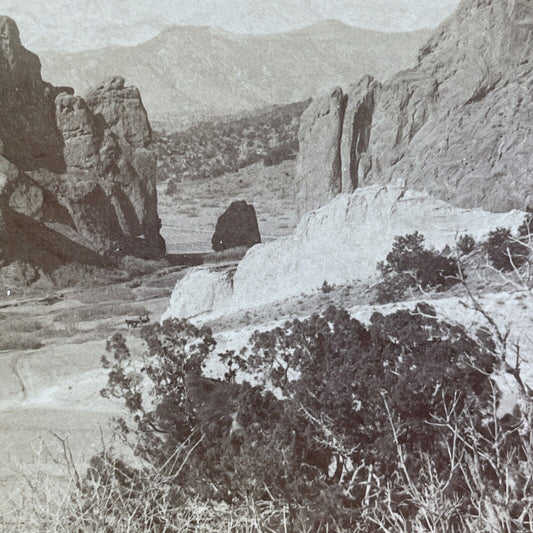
[376,231,460,303]
[155,100,309,193]
[485,227,529,272]
[53,303,149,325]
[12,297,532,532]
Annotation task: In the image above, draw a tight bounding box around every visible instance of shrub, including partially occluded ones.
[375,272,413,303]
[320,280,334,293]
[518,206,533,238]
[376,232,459,302]
[0,332,43,350]
[248,305,494,472]
[485,227,528,271]
[263,144,296,166]
[84,304,509,530]
[457,233,476,255]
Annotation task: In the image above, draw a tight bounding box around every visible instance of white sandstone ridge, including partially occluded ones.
[161,267,233,321]
[164,185,525,319]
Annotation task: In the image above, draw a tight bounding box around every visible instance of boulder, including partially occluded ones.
[295,0,533,216]
[162,267,233,320]
[211,201,261,252]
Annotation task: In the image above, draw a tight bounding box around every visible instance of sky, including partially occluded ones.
[0,0,462,52]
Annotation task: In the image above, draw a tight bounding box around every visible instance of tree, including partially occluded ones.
[485,227,527,271]
[376,232,459,303]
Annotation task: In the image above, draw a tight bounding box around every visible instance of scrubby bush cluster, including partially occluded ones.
[481,209,533,272]
[376,232,460,303]
[155,99,309,193]
[456,233,476,256]
[485,226,529,272]
[32,303,532,532]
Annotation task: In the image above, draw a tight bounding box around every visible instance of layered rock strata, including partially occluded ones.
[0,16,165,284]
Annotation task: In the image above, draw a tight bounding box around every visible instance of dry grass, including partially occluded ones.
[0,316,46,350]
[51,263,128,289]
[5,394,532,532]
[74,284,137,305]
[0,332,43,351]
[158,160,297,253]
[53,303,149,325]
[203,246,249,264]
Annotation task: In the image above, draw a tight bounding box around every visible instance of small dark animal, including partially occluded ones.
[138,315,150,325]
[125,319,139,329]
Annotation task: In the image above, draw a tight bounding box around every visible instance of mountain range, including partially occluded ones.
[0,0,459,52]
[40,21,430,128]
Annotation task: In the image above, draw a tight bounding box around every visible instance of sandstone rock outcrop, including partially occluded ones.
[162,267,234,320]
[295,88,346,218]
[0,16,165,284]
[51,75,164,258]
[164,185,526,317]
[211,201,261,252]
[0,16,68,173]
[296,0,533,216]
[295,77,382,217]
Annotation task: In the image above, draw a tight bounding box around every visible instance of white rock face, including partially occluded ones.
[162,267,233,320]
[164,185,525,317]
[232,185,525,307]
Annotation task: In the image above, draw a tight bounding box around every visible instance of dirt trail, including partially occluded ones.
[10,353,28,400]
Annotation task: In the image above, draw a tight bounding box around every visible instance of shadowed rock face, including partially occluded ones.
[52,76,165,258]
[0,16,68,173]
[296,0,533,216]
[211,201,261,252]
[0,16,165,283]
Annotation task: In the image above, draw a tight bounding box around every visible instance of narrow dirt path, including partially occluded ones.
[10,353,28,401]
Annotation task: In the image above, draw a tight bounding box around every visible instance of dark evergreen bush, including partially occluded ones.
[485,227,527,271]
[457,233,476,255]
[376,232,459,303]
[94,304,500,530]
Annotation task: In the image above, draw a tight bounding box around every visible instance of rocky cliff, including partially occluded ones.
[0,16,165,285]
[296,0,533,216]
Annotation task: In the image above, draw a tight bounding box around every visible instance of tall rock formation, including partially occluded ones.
[296,0,533,217]
[0,16,67,173]
[0,16,165,284]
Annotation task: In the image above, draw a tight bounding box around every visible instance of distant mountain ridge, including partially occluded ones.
[40,21,430,128]
[0,0,459,53]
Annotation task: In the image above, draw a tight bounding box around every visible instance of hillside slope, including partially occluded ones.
[40,22,429,126]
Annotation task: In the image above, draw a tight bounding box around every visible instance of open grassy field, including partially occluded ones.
[158,160,298,253]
